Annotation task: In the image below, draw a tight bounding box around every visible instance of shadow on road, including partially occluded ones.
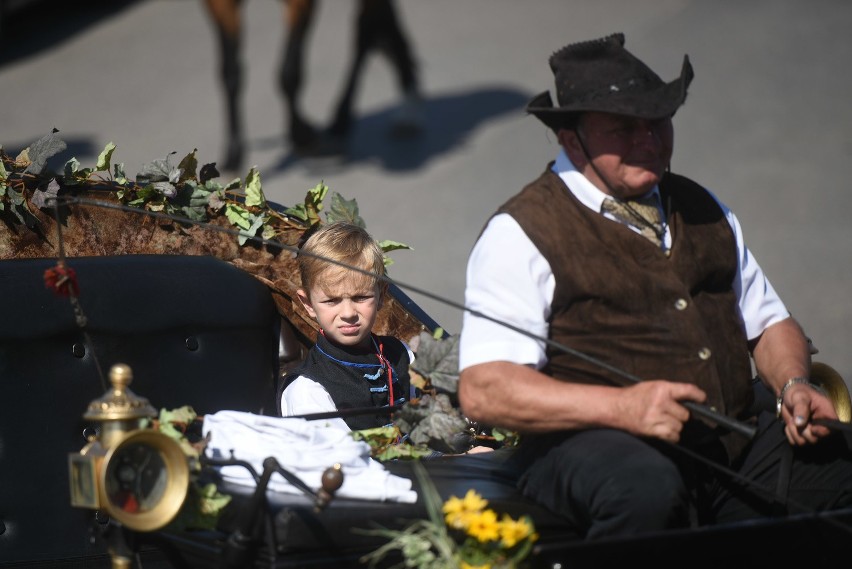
[0,0,142,68]
[264,85,531,175]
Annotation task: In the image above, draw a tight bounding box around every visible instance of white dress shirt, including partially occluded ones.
[459,150,789,371]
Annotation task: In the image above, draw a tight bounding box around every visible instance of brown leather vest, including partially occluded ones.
[499,167,754,460]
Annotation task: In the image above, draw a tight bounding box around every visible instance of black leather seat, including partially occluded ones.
[0,255,281,566]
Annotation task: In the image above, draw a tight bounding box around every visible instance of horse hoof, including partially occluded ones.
[389,94,424,138]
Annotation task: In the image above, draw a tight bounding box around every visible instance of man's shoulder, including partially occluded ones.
[662,172,725,219]
[661,171,705,192]
[499,164,565,212]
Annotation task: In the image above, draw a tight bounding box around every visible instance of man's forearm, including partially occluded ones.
[458,361,625,433]
[751,316,811,396]
[457,361,707,441]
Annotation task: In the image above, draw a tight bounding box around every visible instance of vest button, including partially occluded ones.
[698,347,712,360]
[674,298,688,311]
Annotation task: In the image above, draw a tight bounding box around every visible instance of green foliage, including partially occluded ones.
[244,167,266,208]
[358,461,457,569]
[326,191,363,226]
[351,426,434,461]
[284,181,328,225]
[410,331,460,394]
[359,462,538,569]
[23,128,66,175]
[0,132,410,265]
[378,239,412,268]
[155,406,233,532]
[407,332,521,451]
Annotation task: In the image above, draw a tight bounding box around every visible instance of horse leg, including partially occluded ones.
[279,0,319,152]
[204,0,245,172]
[374,0,423,136]
[328,0,422,139]
[326,0,372,138]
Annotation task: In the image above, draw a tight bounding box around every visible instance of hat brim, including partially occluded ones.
[527,55,693,130]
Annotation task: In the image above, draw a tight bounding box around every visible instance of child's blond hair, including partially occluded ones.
[298,222,386,294]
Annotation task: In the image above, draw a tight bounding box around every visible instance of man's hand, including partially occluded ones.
[614,381,707,442]
[779,383,837,446]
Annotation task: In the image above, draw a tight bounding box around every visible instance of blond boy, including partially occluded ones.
[278,222,413,431]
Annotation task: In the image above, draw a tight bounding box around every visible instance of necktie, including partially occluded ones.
[601,195,664,248]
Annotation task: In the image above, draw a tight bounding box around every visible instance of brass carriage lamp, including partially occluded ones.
[69,363,190,538]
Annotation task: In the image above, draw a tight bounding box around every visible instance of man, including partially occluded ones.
[458,33,852,538]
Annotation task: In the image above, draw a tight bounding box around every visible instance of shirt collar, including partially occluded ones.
[551,149,661,212]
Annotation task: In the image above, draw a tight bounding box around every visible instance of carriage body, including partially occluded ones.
[1,185,851,569]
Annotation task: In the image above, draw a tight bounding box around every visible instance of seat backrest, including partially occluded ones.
[0,255,280,564]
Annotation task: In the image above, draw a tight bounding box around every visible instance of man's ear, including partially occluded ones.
[558,129,586,167]
[297,288,317,319]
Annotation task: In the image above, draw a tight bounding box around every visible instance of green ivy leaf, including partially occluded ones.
[137,152,176,184]
[95,142,116,172]
[7,187,35,225]
[182,185,212,222]
[159,406,197,428]
[152,181,177,199]
[223,177,241,191]
[284,202,308,222]
[135,185,158,202]
[225,202,251,230]
[199,162,219,184]
[113,163,127,185]
[378,240,411,254]
[31,178,60,209]
[285,181,328,225]
[63,157,93,185]
[326,191,364,226]
[0,158,8,196]
[24,128,67,175]
[238,213,265,245]
[207,188,226,211]
[177,149,198,182]
[9,187,23,206]
[244,167,266,208]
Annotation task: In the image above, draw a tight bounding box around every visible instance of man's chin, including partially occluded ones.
[621,172,662,197]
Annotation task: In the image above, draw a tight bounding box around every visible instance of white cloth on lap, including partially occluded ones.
[203,410,417,503]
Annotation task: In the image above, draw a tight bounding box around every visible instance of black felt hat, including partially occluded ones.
[527,33,694,131]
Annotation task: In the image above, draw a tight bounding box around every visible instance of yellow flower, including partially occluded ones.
[443,489,489,528]
[443,489,488,515]
[466,509,500,543]
[444,510,473,530]
[498,514,536,548]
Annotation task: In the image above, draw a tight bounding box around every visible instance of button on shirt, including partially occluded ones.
[459,149,789,371]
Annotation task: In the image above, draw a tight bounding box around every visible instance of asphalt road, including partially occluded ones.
[2,0,851,383]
